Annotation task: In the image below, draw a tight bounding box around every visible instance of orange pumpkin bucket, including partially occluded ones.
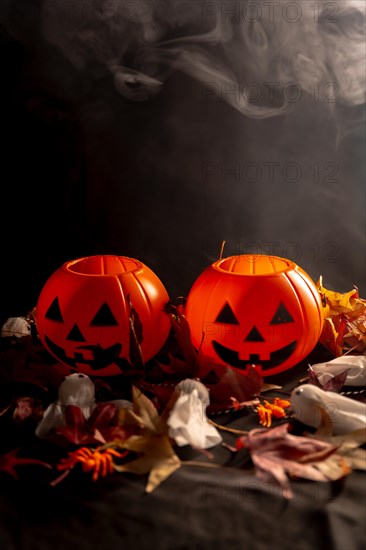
[185,254,324,377]
[36,255,171,376]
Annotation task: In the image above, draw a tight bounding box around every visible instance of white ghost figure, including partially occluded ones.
[36,373,133,439]
[290,384,366,435]
[310,355,366,387]
[167,378,222,449]
[35,373,96,438]
[1,317,32,339]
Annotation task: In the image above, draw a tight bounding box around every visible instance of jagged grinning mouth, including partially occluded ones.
[44,336,130,371]
[212,340,297,370]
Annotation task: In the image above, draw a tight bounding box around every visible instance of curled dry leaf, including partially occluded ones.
[113,385,183,492]
[307,407,366,474]
[307,365,350,392]
[317,278,366,356]
[114,434,181,493]
[236,423,344,498]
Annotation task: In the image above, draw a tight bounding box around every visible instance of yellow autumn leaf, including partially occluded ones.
[309,411,366,474]
[316,277,366,355]
[113,434,181,492]
[120,386,165,435]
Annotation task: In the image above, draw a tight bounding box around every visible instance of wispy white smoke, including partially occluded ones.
[40,0,366,118]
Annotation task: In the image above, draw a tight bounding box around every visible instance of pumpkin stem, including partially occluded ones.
[219,240,227,260]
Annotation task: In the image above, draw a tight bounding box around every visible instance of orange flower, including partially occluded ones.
[57,446,128,481]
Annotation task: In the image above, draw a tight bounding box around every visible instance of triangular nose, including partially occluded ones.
[66,324,86,342]
[244,326,265,342]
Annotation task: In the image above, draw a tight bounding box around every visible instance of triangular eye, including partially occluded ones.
[215,303,239,325]
[270,302,294,324]
[66,324,86,342]
[45,297,64,322]
[90,303,118,326]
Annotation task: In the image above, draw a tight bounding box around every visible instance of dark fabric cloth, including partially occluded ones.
[0,343,365,550]
[1,466,365,550]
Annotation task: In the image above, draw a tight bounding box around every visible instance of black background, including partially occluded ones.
[0,0,365,324]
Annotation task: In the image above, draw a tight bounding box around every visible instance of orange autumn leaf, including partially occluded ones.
[317,277,366,356]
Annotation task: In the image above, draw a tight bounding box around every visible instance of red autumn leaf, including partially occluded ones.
[236,423,340,497]
[209,364,263,407]
[164,302,198,370]
[323,369,351,391]
[0,448,51,479]
[308,365,351,392]
[55,403,130,446]
[157,353,196,378]
[307,365,322,387]
[0,344,72,390]
[56,405,94,445]
[127,294,144,367]
[13,397,44,423]
[88,403,131,442]
[88,402,118,428]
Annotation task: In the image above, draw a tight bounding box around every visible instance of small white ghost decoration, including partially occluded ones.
[36,373,133,439]
[36,373,97,438]
[1,317,32,339]
[310,355,366,387]
[167,379,222,449]
[290,383,366,435]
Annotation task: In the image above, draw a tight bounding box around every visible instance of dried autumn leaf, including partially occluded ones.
[55,405,95,445]
[13,396,44,423]
[164,302,198,373]
[127,294,144,367]
[0,448,51,479]
[317,278,366,355]
[338,447,366,470]
[237,423,340,498]
[310,415,366,473]
[88,403,131,443]
[308,365,350,392]
[114,434,181,492]
[157,353,196,378]
[208,364,263,408]
[54,403,129,446]
[122,386,165,435]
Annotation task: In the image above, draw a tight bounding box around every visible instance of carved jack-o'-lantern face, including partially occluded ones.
[36,255,171,376]
[185,255,324,377]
